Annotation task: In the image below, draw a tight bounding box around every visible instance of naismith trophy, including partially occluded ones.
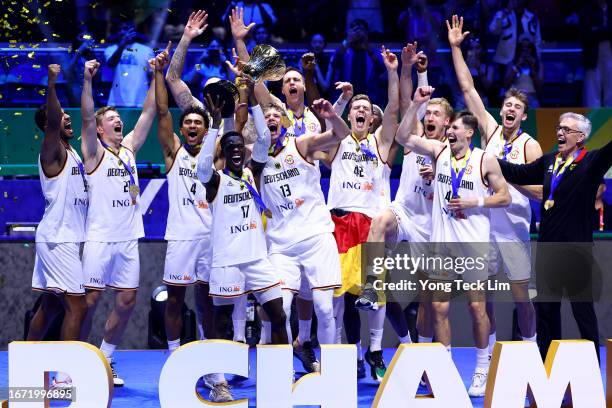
[242,44,286,82]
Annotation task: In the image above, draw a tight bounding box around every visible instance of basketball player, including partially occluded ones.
[319,46,400,381]
[249,78,350,362]
[356,44,448,355]
[154,49,234,402]
[397,86,511,397]
[448,15,541,352]
[196,95,288,346]
[29,65,88,355]
[79,57,156,386]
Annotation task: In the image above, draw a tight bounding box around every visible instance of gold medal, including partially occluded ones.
[129,183,140,198]
[544,199,554,210]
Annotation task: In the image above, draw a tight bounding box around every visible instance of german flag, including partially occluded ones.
[331,211,372,296]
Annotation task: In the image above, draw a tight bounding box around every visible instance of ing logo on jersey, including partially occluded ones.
[295,198,305,208]
[364,182,374,191]
[285,155,295,165]
[249,219,257,229]
[510,150,519,160]
[197,200,208,209]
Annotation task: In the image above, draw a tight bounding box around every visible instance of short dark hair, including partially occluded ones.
[179,106,209,129]
[35,104,47,131]
[283,66,303,80]
[503,88,529,111]
[220,131,244,152]
[453,111,479,132]
[348,94,372,111]
[95,106,119,126]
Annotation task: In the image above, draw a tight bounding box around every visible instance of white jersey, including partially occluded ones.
[260,137,334,252]
[486,126,532,241]
[165,145,212,240]
[36,147,88,243]
[327,134,391,218]
[394,143,436,237]
[431,146,490,242]
[286,106,321,136]
[85,143,144,242]
[210,168,267,267]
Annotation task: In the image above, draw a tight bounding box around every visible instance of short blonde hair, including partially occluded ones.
[95,106,118,127]
[427,98,453,119]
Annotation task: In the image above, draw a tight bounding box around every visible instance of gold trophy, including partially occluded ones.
[202,79,239,118]
[242,44,286,83]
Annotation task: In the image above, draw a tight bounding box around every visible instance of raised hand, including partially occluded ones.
[335,81,353,101]
[381,45,398,71]
[84,59,100,80]
[301,52,316,72]
[446,14,470,47]
[204,93,225,127]
[416,53,428,73]
[155,41,172,71]
[230,7,255,41]
[48,64,61,83]
[184,10,208,40]
[225,47,245,76]
[311,98,336,119]
[414,86,435,104]
[401,41,420,66]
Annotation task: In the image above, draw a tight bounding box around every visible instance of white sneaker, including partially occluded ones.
[108,358,124,387]
[209,381,233,402]
[467,368,488,397]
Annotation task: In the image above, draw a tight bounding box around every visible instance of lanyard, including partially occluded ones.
[223,169,271,217]
[287,108,306,136]
[351,133,377,160]
[268,128,288,156]
[499,128,522,160]
[67,147,88,192]
[450,145,473,198]
[100,140,139,203]
[544,148,585,210]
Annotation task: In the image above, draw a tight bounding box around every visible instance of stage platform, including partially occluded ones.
[0,346,607,407]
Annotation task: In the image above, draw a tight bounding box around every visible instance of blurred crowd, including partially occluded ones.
[0,0,610,108]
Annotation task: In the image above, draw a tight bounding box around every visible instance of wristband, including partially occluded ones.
[477,197,485,207]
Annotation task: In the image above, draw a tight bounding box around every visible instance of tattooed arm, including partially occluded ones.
[166,10,208,111]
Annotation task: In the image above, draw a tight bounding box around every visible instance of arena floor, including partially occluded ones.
[0,347,607,407]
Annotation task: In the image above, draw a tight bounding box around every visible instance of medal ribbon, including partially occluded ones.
[287,109,306,136]
[66,147,88,192]
[100,140,138,200]
[499,128,522,161]
[351,133,377,160]
[546,148,585,203]
[268,128,288,155]
[223,169,270,215]
[450,144,473,198]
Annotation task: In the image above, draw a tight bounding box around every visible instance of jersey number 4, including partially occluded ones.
[190,183,197,194]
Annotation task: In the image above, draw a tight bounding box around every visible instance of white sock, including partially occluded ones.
[399,334,412,344]
[298,319,312,344]
[522,333,537,342]
[198,323,206,340]
[356,341,363,360]
[167,338,180,352]
[418,335,433,344]
[233,319,246,342]
[100,340,116,359]
[488,332,497,355]
[260,321,272,345]
[476,347,490,371]
[370,329,383,352]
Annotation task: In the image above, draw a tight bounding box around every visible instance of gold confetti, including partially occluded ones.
[19,44,25,49]
[100,38,105,44]
[122,72,128,76]
[11,55,18,58]
[3,192,7,198]
[43,21,49,25]
[149,209,153,214]
[43,1,50,5]
[34,134,39,139]
[37,89,45,96]
[195,64,201,71]
[21,6,29,13]
[14,112,22,116]
[82,34,92,40]
[31,43,39,48]
[52,33,59,37]
[32,64,40,68]
[27,51,35,58]
[0,94,3,99]
[91,2,98,8]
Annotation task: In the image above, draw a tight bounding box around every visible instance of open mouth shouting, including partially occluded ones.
[557,135,566,147]
[288,86,298,96]
[231,153,243,166]
[355,113,366,129]
[63,120,74,135]
[113,123,123,134]
[425,123,436,134]
[503,113,516,127]
[447,133,458,144]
